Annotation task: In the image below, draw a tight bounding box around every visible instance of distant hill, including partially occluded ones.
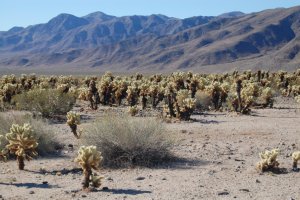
[0,6,300,73]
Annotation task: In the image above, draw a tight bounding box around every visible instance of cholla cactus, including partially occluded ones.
[256,149,280,172]
[75,146,103,189]
[139,83,149,109]
[57,84,69,93]
[78,87,90,101]
[292,151,300,171]
[66,111,81,139]
[261,87,274,108]
[126,85,139,106]
[175,90,196,120]
[5,123,38,170]
[1,83,18,102]
[88,80,100,109]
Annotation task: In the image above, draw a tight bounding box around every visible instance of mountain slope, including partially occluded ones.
[0,6,300,73]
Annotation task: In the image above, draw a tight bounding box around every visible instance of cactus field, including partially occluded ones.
[0,70,299,199]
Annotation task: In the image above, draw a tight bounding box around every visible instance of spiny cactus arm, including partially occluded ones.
[75,146,103,171]
[292,151,300,171]
[91,174,104,188]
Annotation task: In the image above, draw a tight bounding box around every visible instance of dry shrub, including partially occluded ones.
[195,90,211,110]
[13,89,76,118]
[82,113,174,167]
[0,112,60,156]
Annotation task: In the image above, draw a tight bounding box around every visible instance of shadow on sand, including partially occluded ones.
[0,182,60,189]
[102,188,151,195]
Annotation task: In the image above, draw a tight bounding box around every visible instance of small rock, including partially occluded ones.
[56,172,62,176]
[29,191,35,194]
[217,191,229,195]
[106,177,113,181]
[81,194,87,198]
[68,144,74,149]
[64,191,70,194]
[102,186,109,191]
[42,181,48,185]
[255,179,261,183]
[136,176,145,180]
[239,189,250,192]
[162,177,167,180]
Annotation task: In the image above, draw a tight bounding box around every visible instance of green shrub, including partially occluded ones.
[81,113,174,167]
[13,89,76,118]
[0,112,60,156]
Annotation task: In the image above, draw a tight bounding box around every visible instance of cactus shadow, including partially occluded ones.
[193,119,221,124]
[24,167,83,175]
[101,188,151,195]
[153,158,210,169]
[0,182,60,189]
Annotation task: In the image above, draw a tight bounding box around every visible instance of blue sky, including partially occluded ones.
[1,0,300,31]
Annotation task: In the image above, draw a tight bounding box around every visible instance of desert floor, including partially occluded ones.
[0,97,299,200]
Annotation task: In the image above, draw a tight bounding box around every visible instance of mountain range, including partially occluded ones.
[0,6,300,73]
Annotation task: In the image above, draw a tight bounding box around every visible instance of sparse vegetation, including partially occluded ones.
[82,113,174,167]
[13,88,76,118]
[0,112,60,156]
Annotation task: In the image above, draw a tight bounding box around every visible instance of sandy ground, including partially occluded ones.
[0,98,299,200]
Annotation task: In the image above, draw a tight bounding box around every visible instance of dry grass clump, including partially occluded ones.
[82,113,174,167]
[0,112,60,156]
[13,88,76,118]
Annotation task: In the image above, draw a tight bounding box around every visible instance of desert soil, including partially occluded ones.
[0,97,299,200]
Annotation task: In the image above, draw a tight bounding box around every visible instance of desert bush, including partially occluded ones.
[13,88,76,118]
[0,112,60,156]
[82,113,174,167]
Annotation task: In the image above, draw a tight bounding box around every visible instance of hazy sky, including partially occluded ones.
[1,0,300,31]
